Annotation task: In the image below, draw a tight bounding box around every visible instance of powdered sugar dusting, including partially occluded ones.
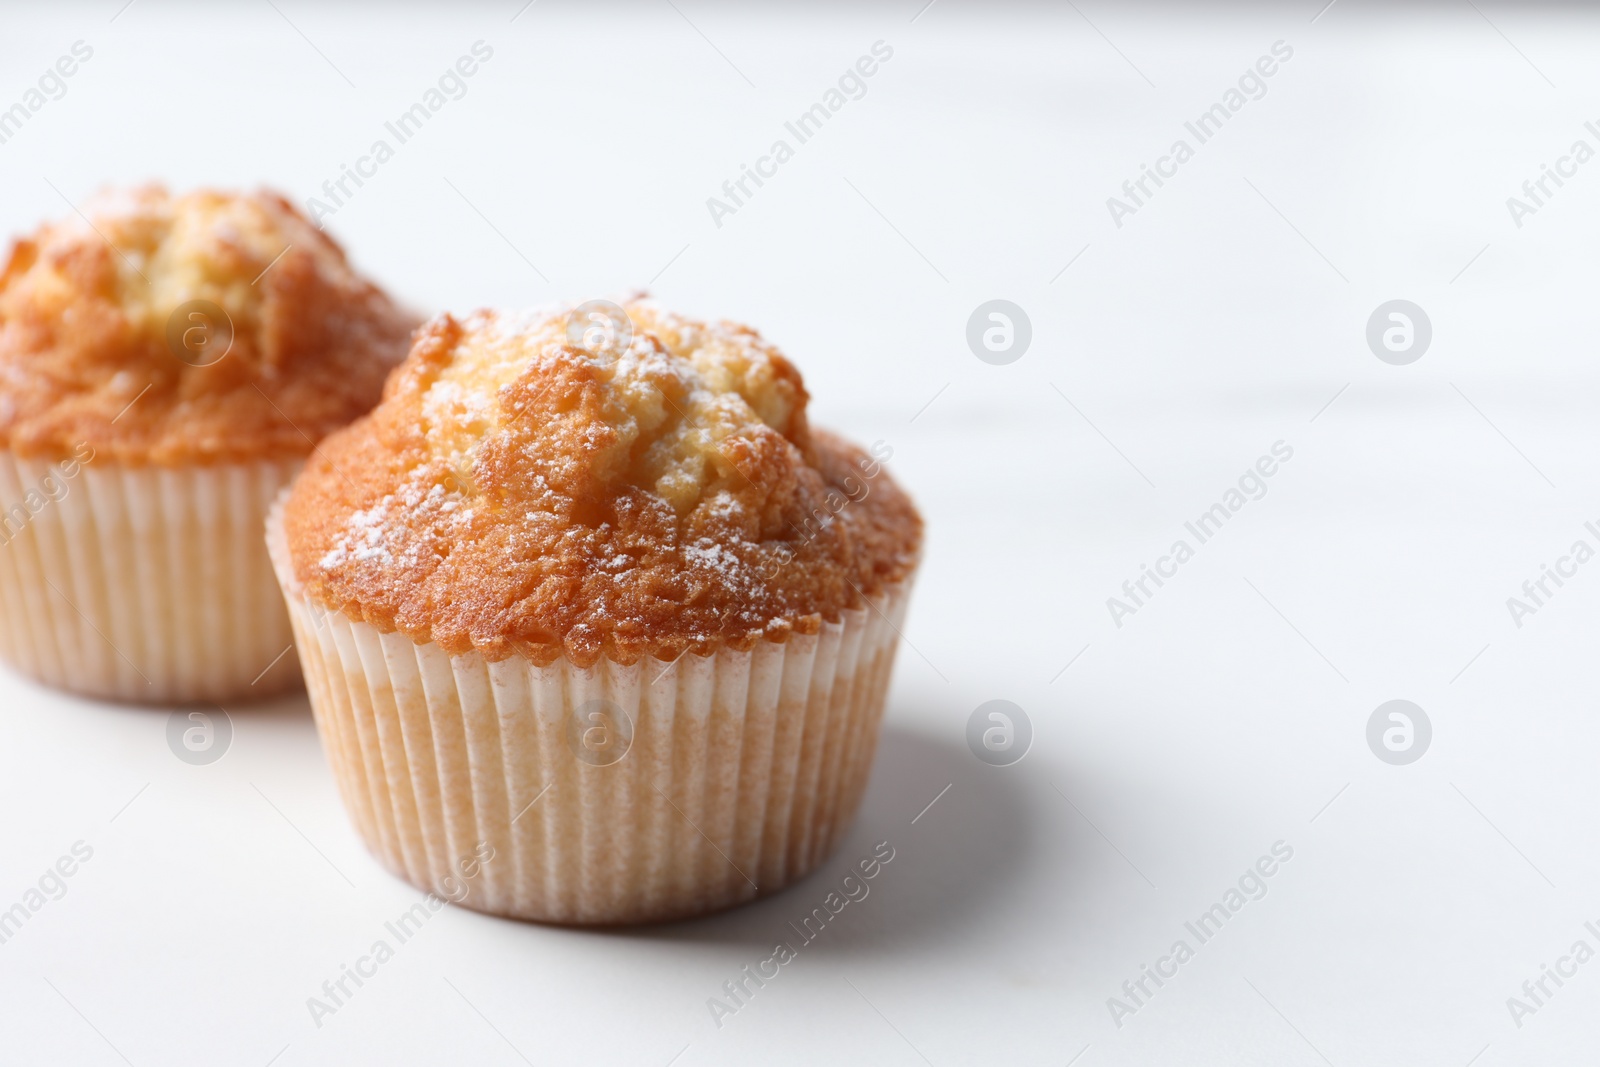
[320,496,395,569]
[319,469,476,573]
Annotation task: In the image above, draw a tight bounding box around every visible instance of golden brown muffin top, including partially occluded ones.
[0,185,418,464]
[282,301,923,667]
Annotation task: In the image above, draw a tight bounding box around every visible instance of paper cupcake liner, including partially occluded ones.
[0,451,303,703]
[267,504,913,925]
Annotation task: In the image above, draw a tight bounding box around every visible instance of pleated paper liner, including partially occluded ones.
[267,501,912,925]
[0,451,302,703]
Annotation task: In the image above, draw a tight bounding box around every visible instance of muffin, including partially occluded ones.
[268,300,922,924]
[0,186,417,702]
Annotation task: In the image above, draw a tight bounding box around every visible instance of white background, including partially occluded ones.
[1,1,1598,1063]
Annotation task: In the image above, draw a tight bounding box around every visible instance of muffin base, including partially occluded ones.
[0,452,302,703]
[268,507,912,925]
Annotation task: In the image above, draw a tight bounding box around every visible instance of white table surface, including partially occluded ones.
[2,1,1599,1064]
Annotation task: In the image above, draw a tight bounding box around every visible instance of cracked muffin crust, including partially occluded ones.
[0,184,418,464]
[281,300,923,668]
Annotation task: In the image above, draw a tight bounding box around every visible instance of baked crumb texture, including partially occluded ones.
[0,185,417,465]
[284,302,923,668]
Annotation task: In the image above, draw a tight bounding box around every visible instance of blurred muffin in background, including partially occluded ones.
[0,185,418,702]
